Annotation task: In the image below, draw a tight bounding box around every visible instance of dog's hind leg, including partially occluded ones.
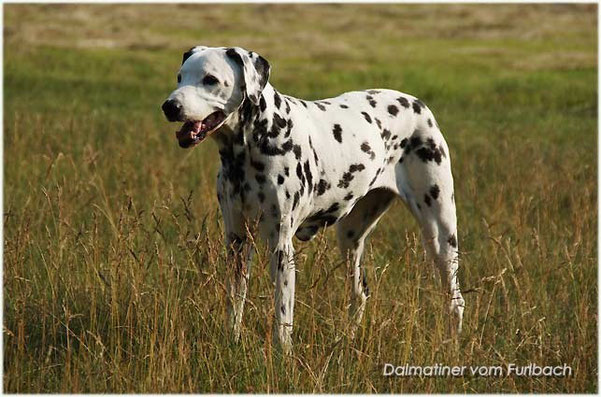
[396,128,465,336]
[336,188,396,338]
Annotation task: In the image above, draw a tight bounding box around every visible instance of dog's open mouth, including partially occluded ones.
[176,111,227,148]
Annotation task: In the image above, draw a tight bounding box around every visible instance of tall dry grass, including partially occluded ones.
[3,3,597,393]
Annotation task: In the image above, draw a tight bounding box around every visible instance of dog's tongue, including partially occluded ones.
[176,120,202,147]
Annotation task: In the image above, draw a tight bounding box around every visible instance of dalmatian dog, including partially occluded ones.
[162,46,465,354]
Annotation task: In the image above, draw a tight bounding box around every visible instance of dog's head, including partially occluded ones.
[161,46,270,148]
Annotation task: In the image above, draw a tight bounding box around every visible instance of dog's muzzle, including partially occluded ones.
[174,111,227,149]
[161,99,228,148]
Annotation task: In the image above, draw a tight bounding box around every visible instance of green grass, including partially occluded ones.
[3,4,597,393]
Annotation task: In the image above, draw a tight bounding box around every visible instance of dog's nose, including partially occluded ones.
[162,99,183,122]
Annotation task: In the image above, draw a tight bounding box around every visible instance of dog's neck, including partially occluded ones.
[212,83,280,163]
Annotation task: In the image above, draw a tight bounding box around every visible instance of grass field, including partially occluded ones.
[3,4,597,393]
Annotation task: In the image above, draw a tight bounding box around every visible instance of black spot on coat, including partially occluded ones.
[293,144,302,160]
[349,164,365,173]
[259,96,267,112]
[259,137,294,156]
[296,162,304,184]
[316,179,331,196]
[275,249,285,271]
[366,95,377,107]
[430,184,440,200]
[448,234,458,248]
[412,99,425,114]
[285,119,294,138]
[281,140,293,153]
[337,164,365,188]
[415,144,443,165]
[338,172,354,189]
[274,92,282,109]
[397,96,410,108]
[273,113,287,129]
[360,142,376,160]
[333,124,343,143]
[361,112,372,123]
[304,160,313,193]
[410,136,422,149]
[412,102,422,114]
[424,194,431,207]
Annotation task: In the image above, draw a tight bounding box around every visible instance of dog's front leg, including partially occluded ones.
[270,239,295,355]
[226,231,253,343]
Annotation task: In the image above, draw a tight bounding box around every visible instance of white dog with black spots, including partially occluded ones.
[162,46,465,354]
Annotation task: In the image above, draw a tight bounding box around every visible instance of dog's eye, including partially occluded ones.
[203,75,219,86]
[177,74,181,83]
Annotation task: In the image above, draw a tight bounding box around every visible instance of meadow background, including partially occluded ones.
[3,4,597,393]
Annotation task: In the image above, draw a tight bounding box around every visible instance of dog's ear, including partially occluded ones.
[225,47,271,105]
[182,46,207,65]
